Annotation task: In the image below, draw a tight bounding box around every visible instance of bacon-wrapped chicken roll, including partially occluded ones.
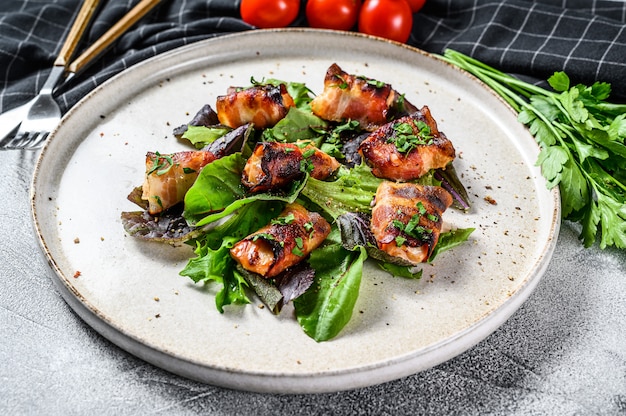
[230,203,331,278]
[142,150,217,215]
[358,106,456,180]
[371,181,453,265]
[216,83,295,129]
[309,63,417,131]
[242,141,340,193]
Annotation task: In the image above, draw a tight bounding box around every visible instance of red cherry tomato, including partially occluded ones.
[306,0,361,31]
[358,0,413,43]
[240,0,300,28]
[404,0,426,13]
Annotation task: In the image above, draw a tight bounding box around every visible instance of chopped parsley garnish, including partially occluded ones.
[147,152,175,176]
[334,75,349,89]
[252,233,284,247]
[357,75,386,89]
[272,213,296,225]
[292,237,305,256]
[388,119,434,153]
[300,147,316,173]
[392,205,434,245]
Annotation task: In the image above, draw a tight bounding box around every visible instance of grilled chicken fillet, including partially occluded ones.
[371,182,453,265]
[230,203,331,278]
[359,106,455,180]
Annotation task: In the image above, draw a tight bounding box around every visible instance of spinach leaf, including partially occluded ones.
[294,228,367,342]
[183,153,247,224]
[263,106,328,144]
[429,227,476,262]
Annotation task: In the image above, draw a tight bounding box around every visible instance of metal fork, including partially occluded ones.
[2,0,163,150]
[6,67,67,149]
[0,0,101,149]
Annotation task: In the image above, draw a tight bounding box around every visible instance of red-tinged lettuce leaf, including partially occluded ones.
[120,208,205,245]
[236,266,283,313]
[126,186,148,210]
[275,263,316,307]
[434,163,471,211]
[237,262,315,314]
[336,211,413,267]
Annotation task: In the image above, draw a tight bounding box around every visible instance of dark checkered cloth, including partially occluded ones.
[1,0,625,114]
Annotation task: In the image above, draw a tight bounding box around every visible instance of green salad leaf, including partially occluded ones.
[263,106,328,144]
[179,236,249,313]
[183,153,247,225]
[183,152,306,227]
[301,163,383,219]
[182,125,231,148]
[429,227,476,262]
[294,228,368,342]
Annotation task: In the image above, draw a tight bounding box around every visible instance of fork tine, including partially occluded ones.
[5,132,26,149]
[26,132,50,149]
[7,131,33,149]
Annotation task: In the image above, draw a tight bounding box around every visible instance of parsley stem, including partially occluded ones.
[439,48,626,250]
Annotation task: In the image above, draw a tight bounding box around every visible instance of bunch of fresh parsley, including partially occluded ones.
[441,49,626,249]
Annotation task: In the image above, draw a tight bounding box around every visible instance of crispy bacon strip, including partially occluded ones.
[309,63,417,131]
[371,182,453,265]
[230,203,331,278]
[142,151,216,215]
[358,106,456,180]
[242,141,340,193]
[216,84,295,129]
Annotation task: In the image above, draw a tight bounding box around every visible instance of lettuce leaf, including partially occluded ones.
[301,163,383,219]
[428,227,476,262]
[179,236,249,313]
[263,106,327,144]
[182,125,231,148]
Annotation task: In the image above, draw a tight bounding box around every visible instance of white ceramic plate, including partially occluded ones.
[31,29,560,394]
